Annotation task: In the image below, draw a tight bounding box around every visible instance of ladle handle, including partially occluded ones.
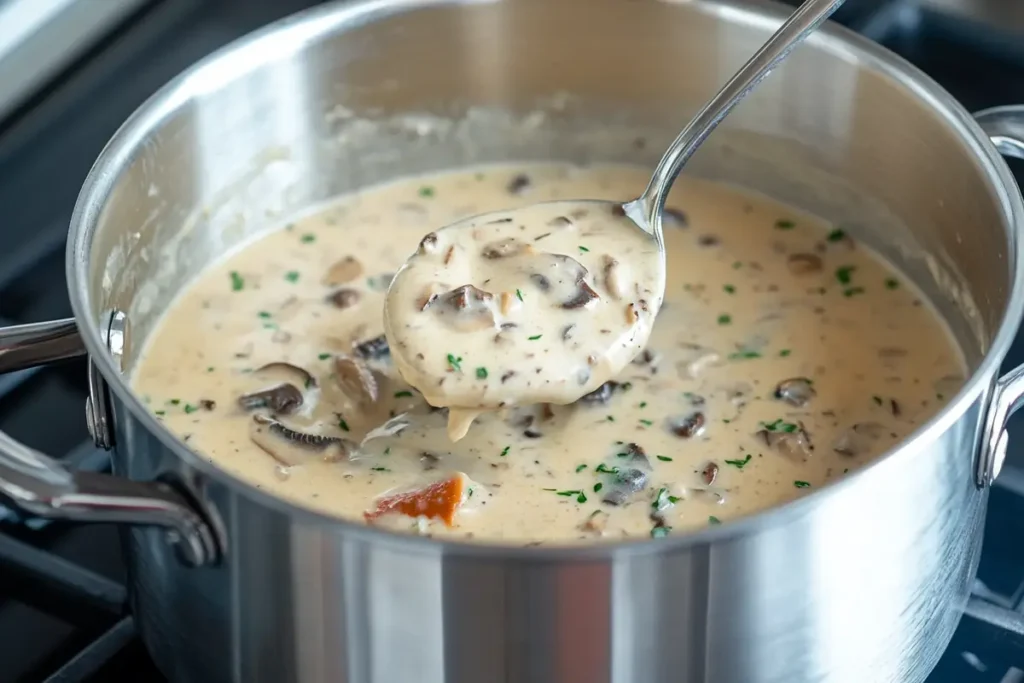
[636,0,847,229]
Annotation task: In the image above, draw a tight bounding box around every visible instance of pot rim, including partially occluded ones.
[66,0,1024,560]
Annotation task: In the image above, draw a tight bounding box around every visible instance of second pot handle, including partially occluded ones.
[973,105,1024,487]
[0,319,219,566]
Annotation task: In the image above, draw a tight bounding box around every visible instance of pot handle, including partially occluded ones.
[973,106,1024,487]
[0,319,219,566]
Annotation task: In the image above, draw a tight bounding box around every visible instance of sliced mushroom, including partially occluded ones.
[787,253,823,275]
[250,414,353,466]
[578,381,619,405]
[668,412,705,439]
[433,284,498,331]
[580,509,609,534]
[832,422,885,457]
[238,383,304,414]
[322,256,364,286]
[481,238,530,260]
[327,288,361,309]
[530,273,551,291]
[663,207,688,228]
[563,281,600,310]
[774,377,816,407]
[602,443,651,506]
[334,355,379,405]
[353,334,390,360]
[418,232,439,254]
[255,361,317,389]
[602,255,629,300]
[757,424,814,461]
[701,461,719,486]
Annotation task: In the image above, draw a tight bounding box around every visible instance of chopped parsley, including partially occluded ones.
[724,454,752,469]
[154,410,166,416]
[708,516,722,525]
[794,480,812,488]
[318,353,331,360]
[650,526,672,538]
[515,288,524,302]
[732,261,743,269]
[885,277,900,290]
[578,245,590,253]
[872,395,883,406]
[183,403,198,414]
[371,466,390,472]
[545,488,588,503]
[528,334,542,341]
[575,464,588,473]
[418,186,435,198]
[778,349,791,357]
[593,482,604,493]
[394,390,413,398]
[639,401,647,408]
[835,265,856,285]
[774,219,795,230]
[300,233,316,243]
[337,417,350,432]
[257,311,272,319]
[717,314,732,325]
[606,415,615,422]
[475,367,488,379]
[826,228,847,242]
[500,446,510,457]
[656,455,673,462]
[229,271,245,291]
[168,399,181,406]
[762,419,798,433]
[284,270,300,283]
[639,418,653,426]
[206,366,215,372]
[843,287,866,297]
[728,349,761,360]
[596,464,620,474]
[652,487,680,510]
[447,354,463,372]
[723,284,736,294]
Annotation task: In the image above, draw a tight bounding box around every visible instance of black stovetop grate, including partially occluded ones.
[2,1,1024,681]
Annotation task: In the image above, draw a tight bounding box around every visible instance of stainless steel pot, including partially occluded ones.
[2,1,1024,681]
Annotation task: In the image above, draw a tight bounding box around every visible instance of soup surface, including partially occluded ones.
[132,163,965,543]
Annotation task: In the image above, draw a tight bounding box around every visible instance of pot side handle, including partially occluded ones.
[973,106,1024,487]
[0,319,219,566]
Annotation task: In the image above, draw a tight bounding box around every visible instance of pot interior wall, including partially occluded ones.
[84,0,1010,374]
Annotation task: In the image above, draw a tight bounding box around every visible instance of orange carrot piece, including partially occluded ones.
[365,475,465,526]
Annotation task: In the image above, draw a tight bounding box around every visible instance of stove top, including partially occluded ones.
[1,1,1023,681]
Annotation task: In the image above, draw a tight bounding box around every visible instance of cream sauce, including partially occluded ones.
[384,200,664,441]
[132,163,965,544]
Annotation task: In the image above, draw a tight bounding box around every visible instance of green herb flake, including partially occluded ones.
[206,366,215,373]
[596,464,620,474]
[763,419,798,433]
[500,446,510,457]
[168,399,181,406]
[774,219,795,230]
[183,403,198,414]
[724,454,752,469]
[300,233,316,244]
[732,261,743,269]
[528,334,542,341]
[717,314,732,325]
[229,271,245,291]
[606,415,615,422]
[708,516,722,525]
[475,367,488,380]
[794,480,812,488]
[650,526,672,538]
[318,353,331,360]
[418,186,435,198]
[394,390,414,398]
[639,418,653,426]
[515,288,524,302]
[446,354,463,372]
[553,489,588,503]
[338,418,350,432]
[639,401,647,408]
[154,410,166,416]
[578,245,590,253]
[872,395,883,406]
[884,277,900,290]
[656,455,673,462]
[826,228,847,242]
[728,350,761,360]
[835,265,856,285]
[371,466,390,472]
[620,381,633,392]
[384,447,391,455]
[575,464,588,473]
[843,286,866,297]
[723,284,736,294]
[284,270,300,283]
[779,349,791,357]
[593,482,604,493]
[257,311,272,319]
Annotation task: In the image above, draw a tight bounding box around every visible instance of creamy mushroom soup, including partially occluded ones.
[384,200,665,442]
[132,163,965,543]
